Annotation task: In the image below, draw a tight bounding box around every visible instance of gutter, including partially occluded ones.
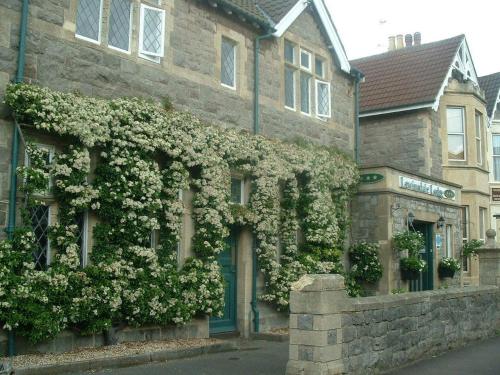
[253,31,274,134]
[6,0,30,358]
[350,67,364,164]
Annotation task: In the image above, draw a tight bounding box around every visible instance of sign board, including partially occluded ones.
[360,173,384,184]
[492,188,500,202]
[435,234,442,249]
[399,176,456,201]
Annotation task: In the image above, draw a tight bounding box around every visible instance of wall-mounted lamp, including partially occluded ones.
[437,216,445,229]
[407,212,415,227]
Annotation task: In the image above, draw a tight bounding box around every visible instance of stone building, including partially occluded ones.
[350,34,489,292]
[479,73,500,233]
[0,0,357,342]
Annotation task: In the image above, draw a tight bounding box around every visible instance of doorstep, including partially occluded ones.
[2,338,237,375]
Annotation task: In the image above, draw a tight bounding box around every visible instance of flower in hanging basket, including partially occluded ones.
[438,257,460,278]
[400,256,426,280]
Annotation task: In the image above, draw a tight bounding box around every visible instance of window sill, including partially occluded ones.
[75,34,101,45]
[221,83,237,91]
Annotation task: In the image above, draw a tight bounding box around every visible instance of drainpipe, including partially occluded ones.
[350,67,364,164]
[253,31,274,135]
[251,236,260,333]
[6,0,30,358]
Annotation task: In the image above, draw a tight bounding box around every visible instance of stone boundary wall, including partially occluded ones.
[287,275,499,375]
[0,317,208,356]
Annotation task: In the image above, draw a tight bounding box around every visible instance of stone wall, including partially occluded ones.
[0,318,208,356]
[286,274,499,375]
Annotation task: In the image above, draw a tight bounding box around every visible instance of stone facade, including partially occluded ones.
[286,274,500,375]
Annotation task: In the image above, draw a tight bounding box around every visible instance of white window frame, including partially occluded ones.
[315,80,332,118]
[107,0,133,54]
[475,111,483,166]
[447,107,466,161]
[80,210,89,267]
[300,73,311,116]
[230,177,245,205]
[493,134,500,181]
[75,0,104,45]
[138,3,166,61]
[300,49,312,72]
[284,67,296,111]
[220,37,237,90]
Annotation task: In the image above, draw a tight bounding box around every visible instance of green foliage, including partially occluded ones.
[393,231,424,257]
[438,257,461,272]
[348,242,383,283]
[462,239,483,258]
[391,288,406,294]
[400,257,426,273]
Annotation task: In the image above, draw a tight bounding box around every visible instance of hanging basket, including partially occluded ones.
[401,268,420,281]
[438,267,455,279]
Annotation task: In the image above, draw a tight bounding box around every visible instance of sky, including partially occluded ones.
[326,0,500,76]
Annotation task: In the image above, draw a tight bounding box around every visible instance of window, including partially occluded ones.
[284,41,295,64]
[493,135,500,180]
[479,207,486,241]
[150,229,158,249]
[284,67,296,109]
[300,49,312,71]
[76,0,103,43]
[221,38,236,89]
[139,4,166,61]
[447,226,453,257]
[316,80,331,118]
[25,144,54,194]
[447,107,465,160]
[300,72,311,115]
[108,0,132,52]
[230,177,244,204]
[461,206,469,272]
[30,205,51,270]
[76,211,89,267]
[315,57,324,78]
[475,111,483,165]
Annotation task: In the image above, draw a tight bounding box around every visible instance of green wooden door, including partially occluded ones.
[410,222,434,292]
[209,235,237,334]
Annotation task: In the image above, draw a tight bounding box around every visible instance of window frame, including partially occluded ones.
[475,111,483,166]
[446,107,466,161]
[230,177,245,205]
[300,49,312,72]
[107,0,133,54]
[138,3,166,61]
[315,79,332,119]
[220,37,237,90]
[31,204,52,269]
[300,72,311,116]
[75,0,104,45]
[24,143,55,195]
[284,66,296,111]
[492,134,500,181]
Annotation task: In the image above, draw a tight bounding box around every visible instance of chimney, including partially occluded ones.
[388,36,396,51]
[405,33,413,47]
[414,32,421,46]
[396,34,404,49]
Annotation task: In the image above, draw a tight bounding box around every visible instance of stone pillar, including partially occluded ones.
[477,229,500,287]
[286,274,349,375]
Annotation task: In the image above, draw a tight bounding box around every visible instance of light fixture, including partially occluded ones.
[437,216,445,229]
[407,212,415,226]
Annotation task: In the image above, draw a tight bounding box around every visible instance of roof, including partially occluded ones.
[257,0,297,23]
[478,73,500,119]
[351,35,466,115]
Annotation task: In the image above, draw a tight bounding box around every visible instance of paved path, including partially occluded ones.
[77,340,288,375]
[389,335,500,375]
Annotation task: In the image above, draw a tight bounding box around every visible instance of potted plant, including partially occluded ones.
[438,257,461,278]
[400,256,426,280]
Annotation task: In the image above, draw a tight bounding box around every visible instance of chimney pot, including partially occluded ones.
[414,32,421,46]
[405,33,413,47]
[388,36,396,51]
[396,34,404,49]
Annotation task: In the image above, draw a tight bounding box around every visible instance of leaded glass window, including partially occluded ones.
[315,57,324,78]
[76,0,102,43]
[284,41,295,64]
[139,4,165,58]
[108,0,132,52]
[30,205,50,270]
[300,73,311,114]
[221,38,236,88]
[316,80,331,118]
[230,178,243,204]
[285,67,295,109]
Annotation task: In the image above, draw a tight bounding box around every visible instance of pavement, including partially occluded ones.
[75,340,289,375]
[389,335,500,375]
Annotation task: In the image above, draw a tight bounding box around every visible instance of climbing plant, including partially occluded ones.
[0,83,358,342]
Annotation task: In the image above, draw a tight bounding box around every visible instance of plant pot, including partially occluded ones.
[438,267,455,279]
[401,269,420,281]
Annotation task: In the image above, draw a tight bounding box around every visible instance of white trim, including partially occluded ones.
[139,3,165,58]
[475,111,483,166]
[80,210,89,267]
[300,49,312,72]
[272,0,351,73]
[359,102,434,117]
[75,0,103,45]
[492,134,500,181]
[315,79,331,118]
[107,0,133,54]
[221,37,237,90]
[138,53,161,63]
